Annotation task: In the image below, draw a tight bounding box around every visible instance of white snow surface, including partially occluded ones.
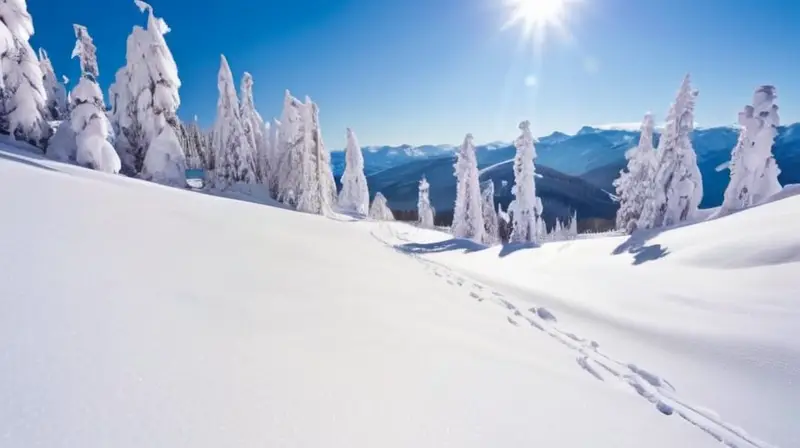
[1,143,797,447]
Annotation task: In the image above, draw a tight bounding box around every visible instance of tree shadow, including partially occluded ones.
[498,242,539,258]
[0,150,59,173]
[612,228,670,265]
[395,238,488,255]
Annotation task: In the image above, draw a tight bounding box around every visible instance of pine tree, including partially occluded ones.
[212,54,255,187]
[417,175,435,228]
[720,86,782,215]
[266,118,281,196]
[38,48,68,121]
[109,0,181,176]
[452,133,485,242]
[239,72,266,183]
[0,0,50,146]
[276,90,306,205]
[295,100,322,214]
[613,113,657,233]
[639,74,703,229]
[568,210,578,238]
[481,180,500,245]
[369,192,395,221]
[302,98,336,213]
[338,127,370,215]
[508,120,541,243]
[69,24,120,174]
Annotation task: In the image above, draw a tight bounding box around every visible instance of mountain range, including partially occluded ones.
[332,123,800,227]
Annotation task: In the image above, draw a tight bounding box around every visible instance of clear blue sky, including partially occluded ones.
[29,0,800,149]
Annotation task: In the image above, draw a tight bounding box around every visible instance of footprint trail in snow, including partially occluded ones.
[370,227,778,448]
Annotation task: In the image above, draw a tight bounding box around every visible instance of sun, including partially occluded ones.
[502,0,578,51]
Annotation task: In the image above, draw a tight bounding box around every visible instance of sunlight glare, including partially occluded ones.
[502,0,578,52]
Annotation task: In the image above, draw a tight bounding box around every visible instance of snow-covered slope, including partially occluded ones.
[375,195,800,448]
[0,143,793,447]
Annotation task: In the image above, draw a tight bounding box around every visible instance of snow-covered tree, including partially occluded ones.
[0,0,50,146]
[276,91,306,205]
[69,24,120,174]
[265,118,281,195]
[109,0,181,176]
[639,74,703,229]
[417,175,435,228]
[481,180,500,245]
[720,86,783,215]
[38,48,68,120]
[568,210,578,237]
[212,54,255,187]
[338,127,370,215]
[294,101,323,214]
[301,98,337,213]
[369,192,395,221]
[508,120,541,243]
[613,113,657,233]
[452,133,485,242]
[239,72,267,183]
[179,117,209,170]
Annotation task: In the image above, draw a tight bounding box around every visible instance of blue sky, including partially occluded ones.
[29,0,800,149]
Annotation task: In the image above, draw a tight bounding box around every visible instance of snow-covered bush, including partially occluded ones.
[369,192,395,221]
[47,120,77,162]
[142,125,185,186]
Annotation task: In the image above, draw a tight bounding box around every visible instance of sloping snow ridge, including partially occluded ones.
[1,141,796,447]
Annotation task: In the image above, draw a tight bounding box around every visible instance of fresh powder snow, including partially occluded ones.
[2,140,798,447]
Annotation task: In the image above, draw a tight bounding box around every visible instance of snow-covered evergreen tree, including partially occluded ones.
[69,24,120,174]
[369,192,395,221]
[452,133,485,242]
[720,86,783,215]
[417,175,435,228]
[295,101,322,214]
[613,113,657,233]
[212,54,255,187]
[0,0,50,146]
[508,120,541,243]
[338,127,370,215]
[109,0,181,176]
[239,72,267,183]
[301,98,336,214]
[179,117,208,170]
[568,210,578,237]
[481,181,500,245]
[276,91,306,205]
[266,118,281,195]
[639,75,703,229]
[38,48,68,120]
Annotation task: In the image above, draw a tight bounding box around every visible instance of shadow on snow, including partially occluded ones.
[612,228,670,265]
